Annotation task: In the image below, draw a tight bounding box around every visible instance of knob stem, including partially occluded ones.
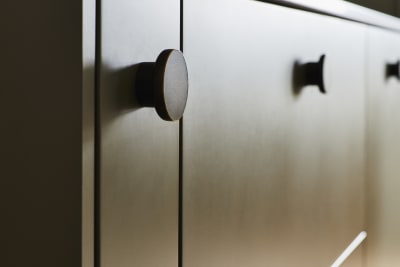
[136,62,156,107]
[299,55,326,94]
[387,61,400,80]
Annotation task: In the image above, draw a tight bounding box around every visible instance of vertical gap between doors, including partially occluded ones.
[178,119,183,267]
[94,0,101,265]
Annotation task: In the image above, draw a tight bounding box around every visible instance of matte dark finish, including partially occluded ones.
[299,54,327,93]
[136,49,189,121]
[386,61,400,79]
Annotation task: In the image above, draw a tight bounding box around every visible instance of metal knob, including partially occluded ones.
[135,49,189,121]
[299,55,326,94]
[387,61,400,80]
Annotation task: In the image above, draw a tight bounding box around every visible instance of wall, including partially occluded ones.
[0,1,93,266]
[347,0,399,17]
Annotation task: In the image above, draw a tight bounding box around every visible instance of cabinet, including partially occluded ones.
[182,1,365,266]
[4,0,400,267]
[366,27,400,267]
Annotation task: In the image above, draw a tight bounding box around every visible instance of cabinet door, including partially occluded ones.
[97,0,180,266]
[183,1,366,266]
[366,27,400,267]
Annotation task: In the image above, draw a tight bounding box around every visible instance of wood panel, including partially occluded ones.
[366,26,400,267]
[183,1,366,266]
[97,0,180,266]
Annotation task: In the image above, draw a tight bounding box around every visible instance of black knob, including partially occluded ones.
[135,49,188,121]
[387,61,400,80]
[299,55,326,94]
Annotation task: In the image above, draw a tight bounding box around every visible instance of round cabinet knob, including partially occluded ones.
[135,49,188,121]
[387,61,400,80]
[299,55,326,94]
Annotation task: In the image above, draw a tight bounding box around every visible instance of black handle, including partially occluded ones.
[387,61,400,80]
[299,55,326,94]
[135,49,189,121]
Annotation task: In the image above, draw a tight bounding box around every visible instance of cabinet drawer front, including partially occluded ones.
[366,27,400,267]
[97,0,180,266]
[183,1,366,266]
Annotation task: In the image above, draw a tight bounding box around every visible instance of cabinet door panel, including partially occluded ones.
[366,27,400,267]
[98,0,180,266]
[183,1,366,266]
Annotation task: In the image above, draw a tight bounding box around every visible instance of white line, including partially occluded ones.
[331,231,367,267]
